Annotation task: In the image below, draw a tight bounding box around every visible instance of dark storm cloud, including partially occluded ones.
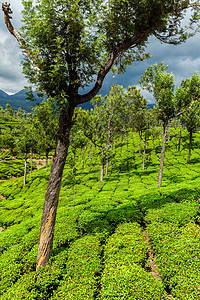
[98,32,200,102]
[1,1,200,100]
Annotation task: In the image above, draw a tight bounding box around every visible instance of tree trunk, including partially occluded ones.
[187,131,193,164]
[36,107,74,270]
[142,138,146,170]
[178,126,182,152]
[24,152,27,186]
[157,122,168,188]
[139,136,142,157]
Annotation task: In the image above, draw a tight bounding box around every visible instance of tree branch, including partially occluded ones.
[83,130,103,149]
[173,99,195,119]
[2,2,37,60]
[76,32,148,105]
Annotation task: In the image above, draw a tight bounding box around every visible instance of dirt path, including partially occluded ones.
[32,158,47,169]
[143,230,173,300]
[142,230,162,281]
[0,194,6,201]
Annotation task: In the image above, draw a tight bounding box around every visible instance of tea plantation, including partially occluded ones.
[0,128,200,299]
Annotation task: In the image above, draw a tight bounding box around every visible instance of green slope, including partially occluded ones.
[0,129,199,299]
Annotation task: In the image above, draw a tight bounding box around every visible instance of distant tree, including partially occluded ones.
[15,117,38,185]
[176,72,200,154]
[140,63,176,187]
[5,103,14,117]
[182,102,200,163]
[127,86,147,156]
[80,84,128,181]
[69,119,88,171]
[3,0,200,268]
[33,100,58,171]
[140,63,195,187]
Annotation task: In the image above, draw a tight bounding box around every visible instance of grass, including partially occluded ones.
[0,128,200,299]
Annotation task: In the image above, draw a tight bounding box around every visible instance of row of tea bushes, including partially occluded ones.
[145,200,200,299]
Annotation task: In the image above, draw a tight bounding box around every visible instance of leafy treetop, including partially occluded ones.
[2,0,200,110]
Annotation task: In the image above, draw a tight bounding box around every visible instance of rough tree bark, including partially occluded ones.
[36,106,74,270]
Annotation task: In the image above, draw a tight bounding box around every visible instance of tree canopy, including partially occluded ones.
[3,0,200,269]
[2,0,200,108]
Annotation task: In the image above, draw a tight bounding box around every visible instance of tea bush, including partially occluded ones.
[0,129,199,299]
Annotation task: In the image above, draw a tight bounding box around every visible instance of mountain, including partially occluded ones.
[0,89,43,112]
[0,90,9,99]
[0,89,156,112]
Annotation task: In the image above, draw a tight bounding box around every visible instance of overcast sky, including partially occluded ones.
[1,1,200,103]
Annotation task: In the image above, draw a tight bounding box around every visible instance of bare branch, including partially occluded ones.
[174,99,196,119]
[77,32,148,105]
[2,2,37,60]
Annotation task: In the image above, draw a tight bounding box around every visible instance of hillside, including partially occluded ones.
[0,129,200,299]
[0,89,155,112]
[0,90,43,112]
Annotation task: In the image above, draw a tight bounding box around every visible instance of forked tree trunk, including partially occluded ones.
[24,152,27,186]
[157,122,168,188]
[187,131,193,164]
[36,107,74,270]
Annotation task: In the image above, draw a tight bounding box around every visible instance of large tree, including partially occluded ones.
[2,0,200,269]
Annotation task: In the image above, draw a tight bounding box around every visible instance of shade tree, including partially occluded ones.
[79,84,128,181]
[126,86,148,157]
[140,63,196,187]
[182,101,200,163]
[3,0,200,268]
[176,72,200,154]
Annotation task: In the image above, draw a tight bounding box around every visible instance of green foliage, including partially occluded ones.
[100,223,165,299]
[0,160,36,180]
[139,62,176,123]
[0,129,200,298]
